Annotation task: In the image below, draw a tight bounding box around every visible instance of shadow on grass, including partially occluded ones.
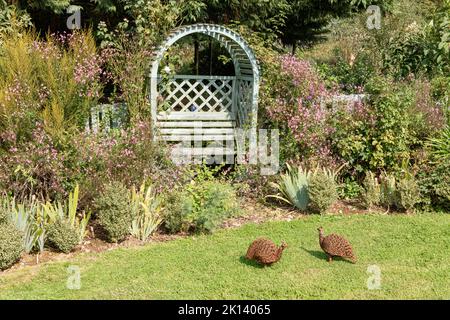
[300,247,354,264]
[301,247,328,261]
[239,256,265,268]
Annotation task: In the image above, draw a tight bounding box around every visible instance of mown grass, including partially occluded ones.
[0,213,449,299]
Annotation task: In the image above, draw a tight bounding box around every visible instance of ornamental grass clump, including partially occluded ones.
[130,183,164,241]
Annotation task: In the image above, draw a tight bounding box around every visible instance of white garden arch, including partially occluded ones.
[149,24,260,154]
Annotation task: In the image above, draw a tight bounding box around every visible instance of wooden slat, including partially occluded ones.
[157,121,235,128]
[171,147,235,156]
[160,128,234,135]
[238,76,254,81]
[161,135,235,141]
[173,75,236,80]
[157,112,234,120]
[239,63,253,68]
[240,69,253,75]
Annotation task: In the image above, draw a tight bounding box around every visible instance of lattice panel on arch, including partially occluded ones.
[237,79,253,126]
[159,77,233,113]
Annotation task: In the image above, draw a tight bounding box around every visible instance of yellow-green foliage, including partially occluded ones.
[362,171,381,209]
[130,182,164,241]
[397,176,420,211]
[308,169,338,214]
[0,30,102,139]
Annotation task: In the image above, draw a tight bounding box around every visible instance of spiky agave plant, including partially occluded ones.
[0,195,42,253]
[267,164,311,211]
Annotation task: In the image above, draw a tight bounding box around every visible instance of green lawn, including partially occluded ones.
[0,214,449,299]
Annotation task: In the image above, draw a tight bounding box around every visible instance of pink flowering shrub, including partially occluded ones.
[69,121,186,210]
[0,30,186,206]
[261,54,446,178]
[261,54,337,167]
[0,120,185,207]
[0,123,70,200]
[411,80,446,137]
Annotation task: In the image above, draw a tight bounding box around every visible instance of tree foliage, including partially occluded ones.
[1,0,396,49]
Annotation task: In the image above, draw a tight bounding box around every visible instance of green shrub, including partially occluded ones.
[433,161,450,205]
[164,180,240,234]
[417,127,450,208]
[194,181,240,233]
[0,222,23,270]
[334,79,417,176]
[396,176,420,212]
[417,157,450,210]
[338,178,363,200]
[381,1,449,79]
[95,182,132,243]
[317,48,375,93]
[377,171,420,212]
[163,192,190,234]
[47,220,80,253]
[362,172,381,209]
[308,170,338,214]
[0,2,31,45]
[432,169,450,204]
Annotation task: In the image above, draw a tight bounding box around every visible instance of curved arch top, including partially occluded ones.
[150,23,260,80]
[150,24,260,147]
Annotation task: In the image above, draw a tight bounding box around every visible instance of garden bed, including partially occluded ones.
[2,198,390,272]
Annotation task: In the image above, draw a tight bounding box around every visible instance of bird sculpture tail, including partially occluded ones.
[348,254,357,264]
